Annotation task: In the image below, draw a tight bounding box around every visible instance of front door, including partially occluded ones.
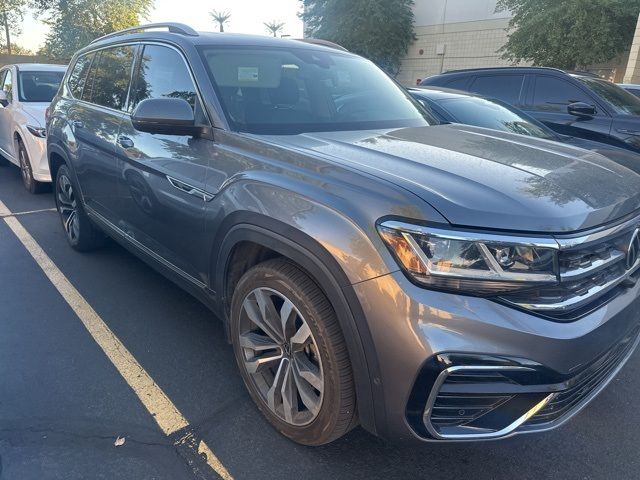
[524,75,614,145]
[114,43,212,282]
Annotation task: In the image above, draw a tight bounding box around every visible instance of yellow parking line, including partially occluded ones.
[0,199,233,480]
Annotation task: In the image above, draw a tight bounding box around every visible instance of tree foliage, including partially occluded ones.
[300,0,415,76]
[0,0,28,54]
[34,0,153,60]
[498,0,640,69]
[263,20,285,37]
[210,10,231,32]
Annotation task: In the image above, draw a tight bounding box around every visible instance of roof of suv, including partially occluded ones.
[439,66,566,76]
[83,24,354,57]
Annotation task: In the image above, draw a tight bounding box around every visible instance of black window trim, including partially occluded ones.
[528,74,612,117]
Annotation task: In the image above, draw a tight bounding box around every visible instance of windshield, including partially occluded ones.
[577,77,640,116]
[18,70,64,103]
[199,46,432,134]
[437,96,558,139]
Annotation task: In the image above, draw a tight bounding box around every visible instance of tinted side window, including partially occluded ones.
[532,76,593,112]
[68,52,95,99]
[131,45,197,111]
[470,75,524,104]
[86,46,136,110]
[445,77,471,90]
[2,69,13,103]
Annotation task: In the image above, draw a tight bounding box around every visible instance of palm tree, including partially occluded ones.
[263,20,285,37]
[210,10,231,32]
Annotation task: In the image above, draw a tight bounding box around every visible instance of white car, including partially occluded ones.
[0,63,66,193]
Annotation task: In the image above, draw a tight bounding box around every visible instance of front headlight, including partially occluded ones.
[377,220,559,295]
[27,125,47,138]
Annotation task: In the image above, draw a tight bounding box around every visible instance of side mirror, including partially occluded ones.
[568,102,596,117]
[0,90,8,107]
[131,98,203,136]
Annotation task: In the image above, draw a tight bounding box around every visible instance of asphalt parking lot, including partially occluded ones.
[1,162,640,480]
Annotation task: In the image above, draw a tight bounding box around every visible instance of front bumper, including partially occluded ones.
[24,135,51,182]
[352,270,640,441]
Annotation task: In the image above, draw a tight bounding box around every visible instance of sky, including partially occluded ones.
[15,0,305,52]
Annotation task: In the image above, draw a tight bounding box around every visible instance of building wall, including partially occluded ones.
[398,0,629,85]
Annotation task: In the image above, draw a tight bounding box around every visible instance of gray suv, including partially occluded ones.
[47,23,640,445]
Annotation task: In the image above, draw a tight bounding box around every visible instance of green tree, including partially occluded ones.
[34,0,153,60]
[263,20,285,37]
[300,0,415,75]
[498,0,640,69]
[0,0,28,55]
[210,9,231,32]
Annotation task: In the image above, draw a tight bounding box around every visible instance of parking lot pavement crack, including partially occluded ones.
[0,208,56,218]
[0,426,174,448]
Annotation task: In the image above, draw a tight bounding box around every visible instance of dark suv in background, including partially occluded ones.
[421,67,640,153]
[48,24,640,445]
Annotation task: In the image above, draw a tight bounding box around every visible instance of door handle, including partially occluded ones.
[117,135,135,149]
[71,120,84,129]
[167,176,214,202]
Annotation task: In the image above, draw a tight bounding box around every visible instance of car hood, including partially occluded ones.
[562,136,640,176]
[20,103,48,127]
[269,124,640,233]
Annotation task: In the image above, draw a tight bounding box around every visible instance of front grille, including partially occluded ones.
[502,223,640,318]
[525,325,640,428]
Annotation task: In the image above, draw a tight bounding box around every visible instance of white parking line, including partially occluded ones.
[0,199,233,480]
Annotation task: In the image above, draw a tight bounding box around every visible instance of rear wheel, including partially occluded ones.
[54,164,104,251]
[230,258,357,445]
[18,139,46,194]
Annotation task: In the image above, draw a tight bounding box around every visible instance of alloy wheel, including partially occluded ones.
[56,173,79,243]
[19,146,32,190]
[238,287,324,426]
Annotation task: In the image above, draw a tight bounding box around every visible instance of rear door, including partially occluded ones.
[70,45,137,222]
[468,74,526,107]
[523,74,613,144]
[114,43,212,281]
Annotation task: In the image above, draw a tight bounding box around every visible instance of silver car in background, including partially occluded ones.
[0,63,66,193]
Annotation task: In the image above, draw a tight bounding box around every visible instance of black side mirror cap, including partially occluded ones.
[131,98,204,136]
[567,102,596,117]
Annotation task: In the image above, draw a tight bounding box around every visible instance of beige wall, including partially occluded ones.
[399,0,630,86]
[624,14,640,84]
[397,18,522,85]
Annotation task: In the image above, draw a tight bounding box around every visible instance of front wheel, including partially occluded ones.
[54,164,104,251]
[230,258,357,445]
[18,139,46,194]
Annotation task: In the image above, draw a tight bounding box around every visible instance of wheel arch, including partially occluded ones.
[212,211,387,436]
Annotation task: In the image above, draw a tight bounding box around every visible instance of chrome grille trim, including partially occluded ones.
[559,249,625,281]
[508,261,640,312]
[423,365,554,440]
[555,213,640,250]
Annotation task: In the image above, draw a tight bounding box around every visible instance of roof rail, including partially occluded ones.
[442,66,565,75]
[294,38,349,52]
[90,23,199,45]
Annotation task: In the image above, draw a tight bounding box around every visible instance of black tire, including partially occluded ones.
[17,139,46,194]
[230,258,357,446]
[54,164,105,252]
